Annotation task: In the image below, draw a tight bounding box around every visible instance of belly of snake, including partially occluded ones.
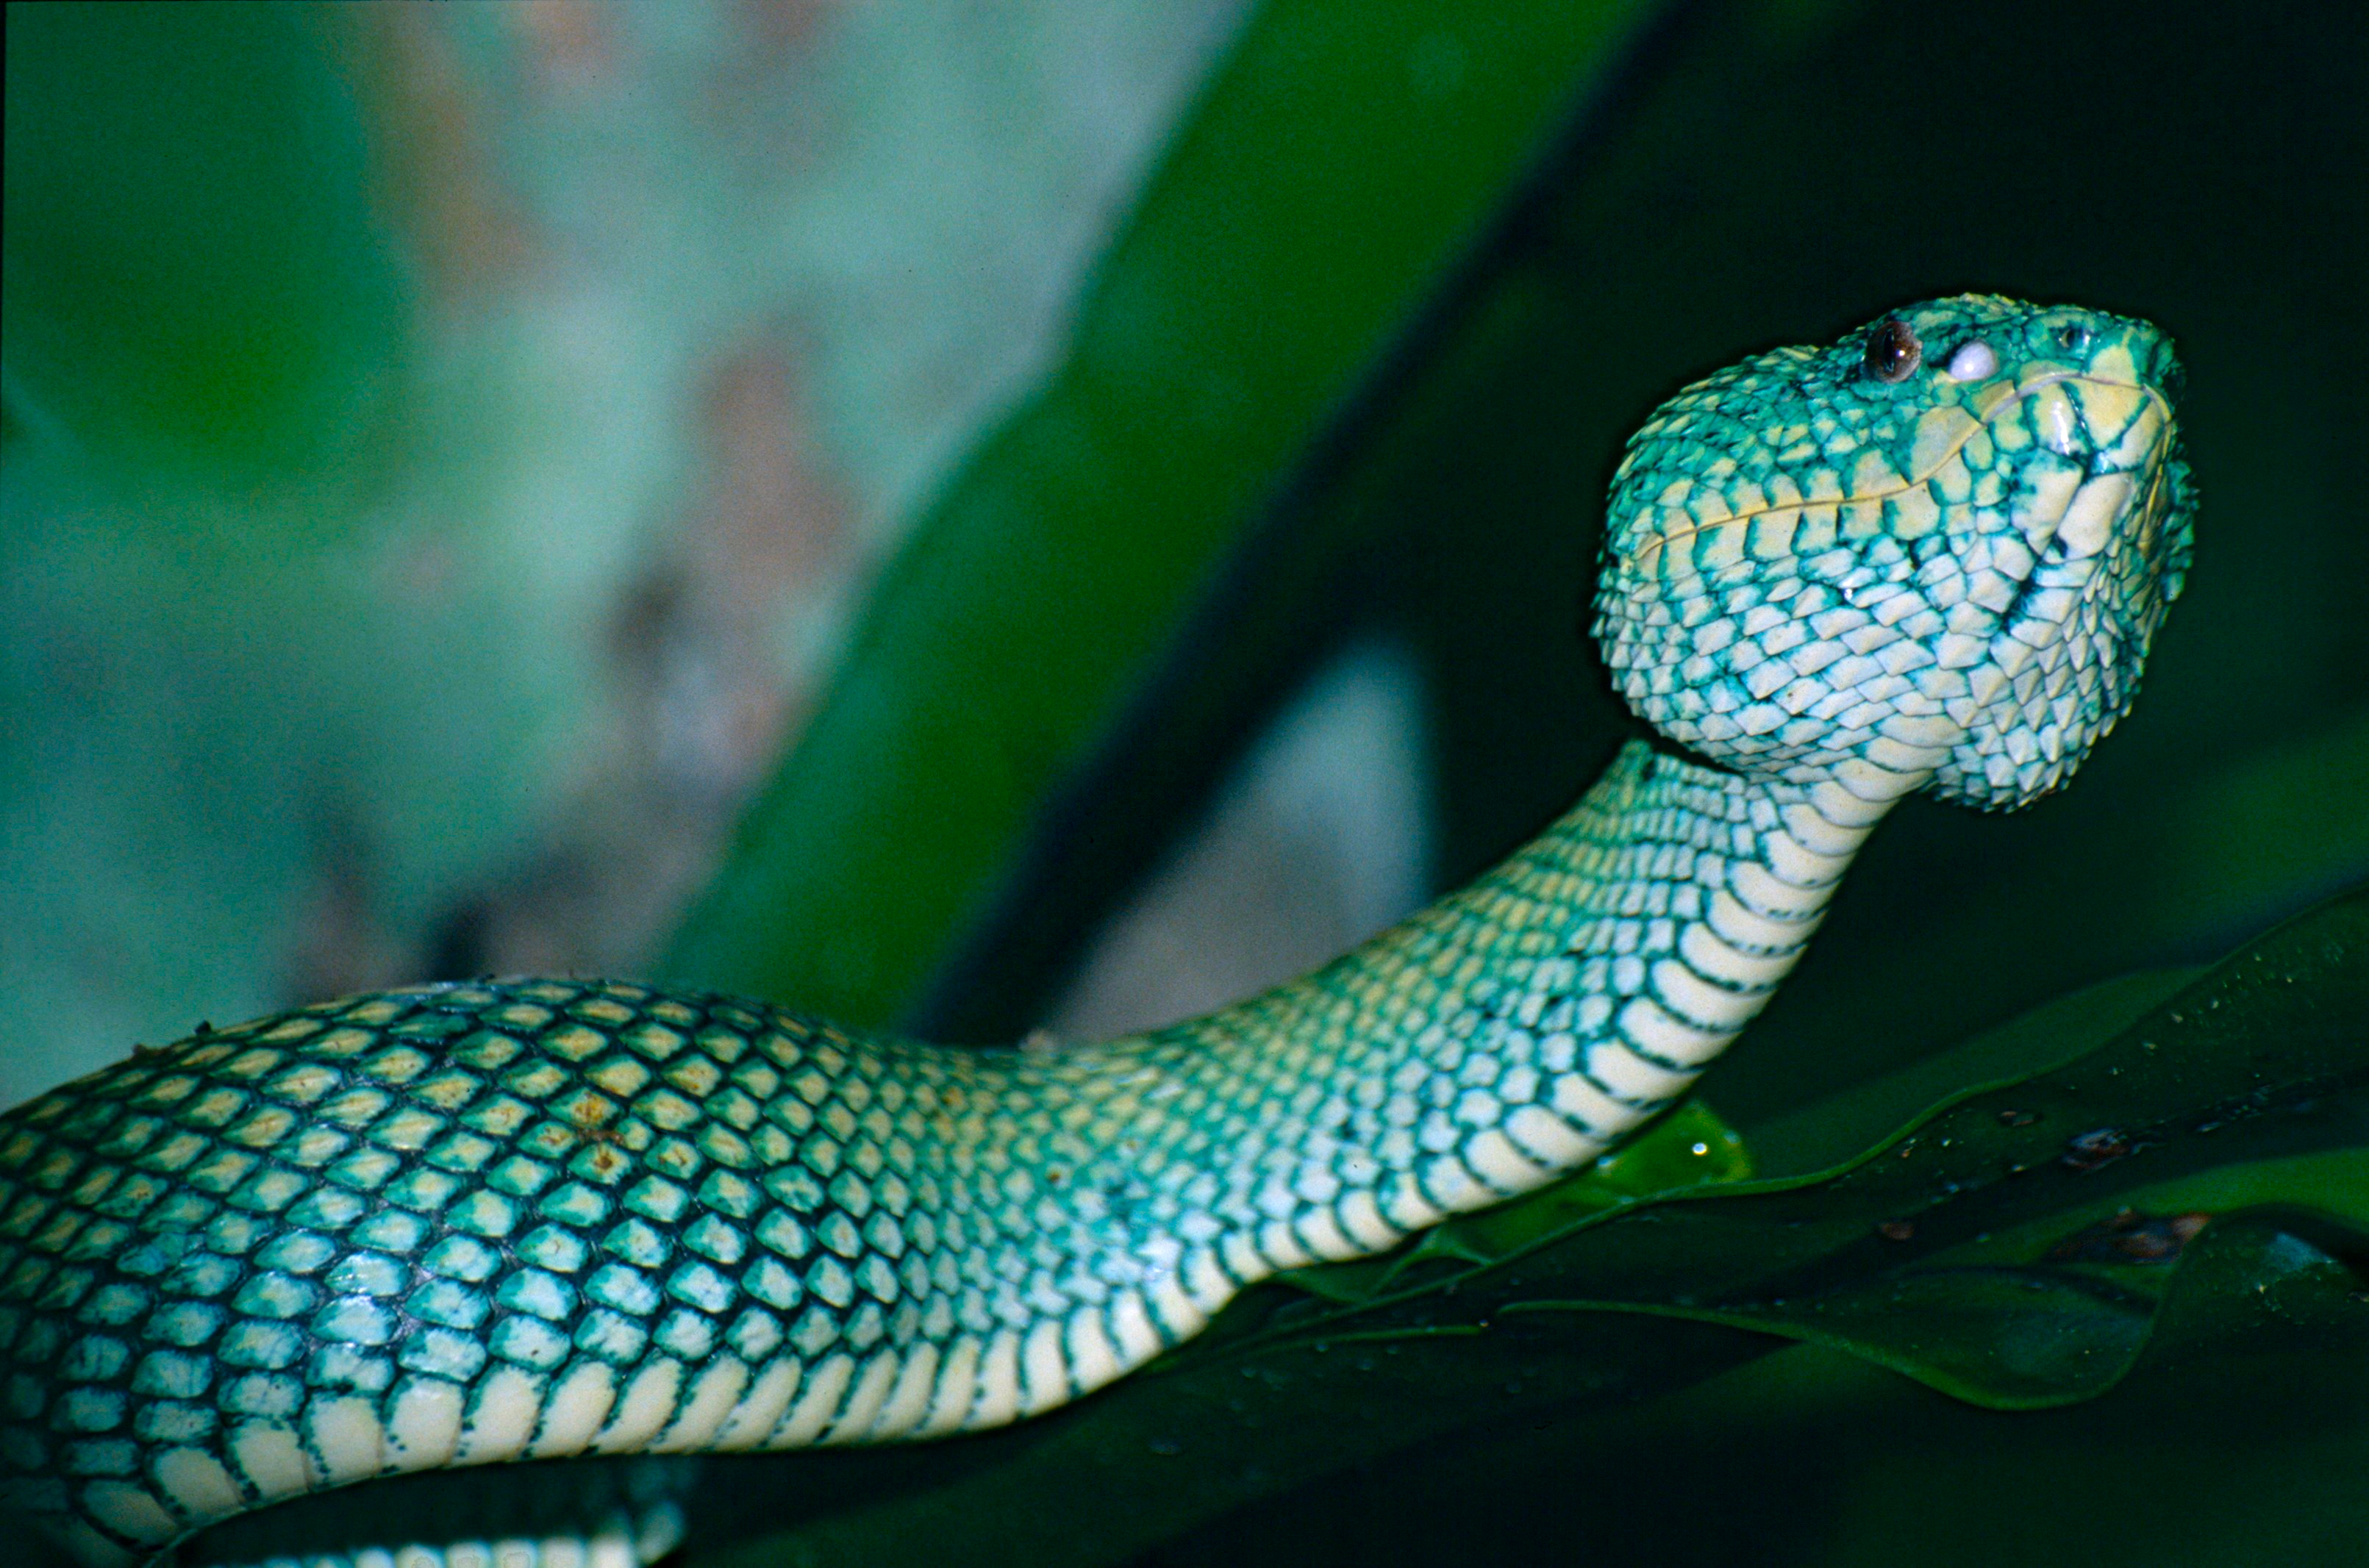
[0,296,2196,1568]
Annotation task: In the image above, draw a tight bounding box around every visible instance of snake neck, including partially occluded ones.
[1092,738,1918,1303]
[0,742,1929,1568]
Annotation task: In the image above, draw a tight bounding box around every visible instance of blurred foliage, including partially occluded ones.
[2,1,407,488]
[659,0,1662,1024]
[1,1,1254,1105]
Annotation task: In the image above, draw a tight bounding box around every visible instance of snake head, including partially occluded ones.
[1594,294,2195,810]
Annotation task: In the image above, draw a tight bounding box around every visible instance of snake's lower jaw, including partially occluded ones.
[1926,387,2191,812]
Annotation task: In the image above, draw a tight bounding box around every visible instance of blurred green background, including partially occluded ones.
[4,1,2365,1564]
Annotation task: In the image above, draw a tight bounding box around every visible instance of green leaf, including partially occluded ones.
[2,2,407,486]
[1276,1100,1750,1304]
[660,0,1666,1026]
[1515,1197,2367,1409]
[1734,967,2201,1179]
[692,887,2369,1566]
[1476,887,2369,1408]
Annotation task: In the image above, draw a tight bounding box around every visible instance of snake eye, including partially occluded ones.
[1862,318,1920,383]
[2056,322,2094,354]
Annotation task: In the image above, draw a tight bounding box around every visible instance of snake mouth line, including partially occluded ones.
[1627,369,2176,571]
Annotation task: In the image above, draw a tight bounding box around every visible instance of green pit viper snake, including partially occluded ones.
[0,296,2197,1568]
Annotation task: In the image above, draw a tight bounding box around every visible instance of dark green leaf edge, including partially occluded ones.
[1498,1199,2369,1411]
[1171,885,2369,1384]
[698,887,2367,1567]
[1243,968,2201,1328]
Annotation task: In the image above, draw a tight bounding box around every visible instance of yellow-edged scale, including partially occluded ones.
[0,296,2196,1568]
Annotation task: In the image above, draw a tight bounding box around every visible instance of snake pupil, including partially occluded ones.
[2057,322,2093,354]
[1862,317,1920,382]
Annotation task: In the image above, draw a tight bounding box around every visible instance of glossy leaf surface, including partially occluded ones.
[693,888,2368,1567]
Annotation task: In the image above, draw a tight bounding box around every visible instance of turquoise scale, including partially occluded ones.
[0,296,2196,1567]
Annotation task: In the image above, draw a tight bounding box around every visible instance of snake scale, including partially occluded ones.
[0,296,2195,1568]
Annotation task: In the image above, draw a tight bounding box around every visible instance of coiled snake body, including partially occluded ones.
[0,297,2195,1567]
